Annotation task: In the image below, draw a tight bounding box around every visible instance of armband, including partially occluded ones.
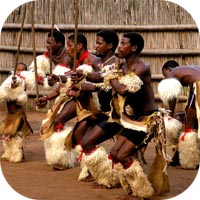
[103,72,118,87]
[77,64,93,77]
[119,72,143,93]
[95,72,118,91]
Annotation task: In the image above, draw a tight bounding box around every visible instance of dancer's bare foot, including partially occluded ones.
[116,194,143,200]
[52,164,67,171]
[91,181,121,189]
[91,182,108,189]
[175,165,183,169]
[1,157,8,161]
[80,174,95,182]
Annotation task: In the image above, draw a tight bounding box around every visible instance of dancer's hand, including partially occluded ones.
[34,96,48,107]
[48,74,59,86]
[67,84,81,97]
[70,70,84,83]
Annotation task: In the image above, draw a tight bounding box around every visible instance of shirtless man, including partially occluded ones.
[105,32,160,199]
[161,60,199,127]
[67,30,122,182]
[26,29,72,87]
[90,29,119,112]
[66,33,98,67]
[34,33,98,170]
[68,33,164,199]
[51,33,98,126]
[46,29,72,67]
[70,29,120,132]
[35,33,98,127]
[70,29,119,107]
[44,29,72,86]
[158,60,200,169]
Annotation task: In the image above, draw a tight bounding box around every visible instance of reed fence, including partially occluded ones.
[0,0,199,112]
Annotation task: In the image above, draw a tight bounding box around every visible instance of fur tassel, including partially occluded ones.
[148,152,170,195]
[1,135,23,162]
[78,160,89,181]
[164,116,182,161]
[124,160,154,198]
[28,54,50,75]
[164,116,182,145]
[115,163,132,194]
[77,64,93,76]
[84,146,120,188]
[20,71,35,89]
[42,77,59,90]
[1,140,11,161]
[17,92,28,105]
[20,70,46,90]
[0,75,27,104]
[53,64,71,76]
[73,145,90,181]
[178,130,200,169]
[44,126,78,168]
[158,78,182,106]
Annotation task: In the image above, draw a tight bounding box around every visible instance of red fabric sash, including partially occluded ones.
[77,148,97,163]
[108,155,120,169]
[123,159,134,169]
[43,51,49,58]
[181,125,194,141]
[55,123,64,132]
[76,50,89,68]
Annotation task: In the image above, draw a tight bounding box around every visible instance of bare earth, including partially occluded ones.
[0,110,198,200]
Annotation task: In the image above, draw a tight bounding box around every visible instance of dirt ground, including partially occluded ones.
[0,110,199,200]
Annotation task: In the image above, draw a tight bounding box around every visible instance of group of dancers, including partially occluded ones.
[0,29,199,200]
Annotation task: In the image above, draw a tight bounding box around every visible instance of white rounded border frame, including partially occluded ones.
[0,0,199,200]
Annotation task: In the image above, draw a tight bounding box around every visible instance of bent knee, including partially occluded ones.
[110,149,127,163]
[81,138,95,151]
[110,149,121,163]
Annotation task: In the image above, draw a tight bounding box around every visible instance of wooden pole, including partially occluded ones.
[1,46,199,56]
[14,5,26,75]
[49,0,56,75]
[3,23,198,32]
[31,1,39,98]
[73,0,79,71]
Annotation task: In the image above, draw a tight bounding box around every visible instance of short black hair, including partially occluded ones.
[48,29,65,46]
[17,62,27,70]
[96,30,119,52]
[162,60,179,70]
[123,32,144,55]
[68,33,87,49]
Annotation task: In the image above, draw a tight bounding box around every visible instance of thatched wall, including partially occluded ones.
[0,0,200,111]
